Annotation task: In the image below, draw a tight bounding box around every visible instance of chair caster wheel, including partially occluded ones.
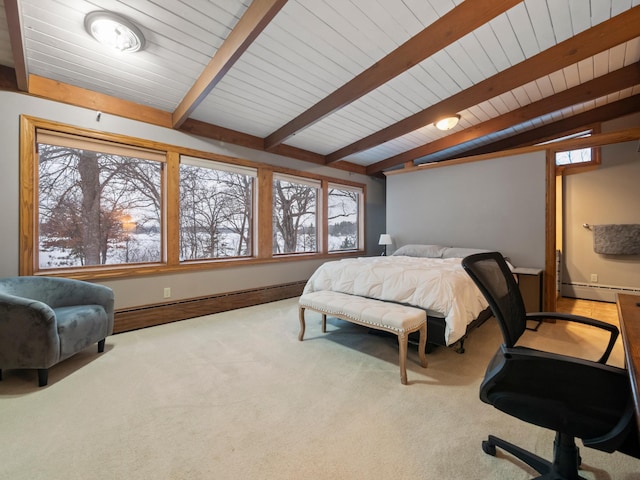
[482,440,496,456]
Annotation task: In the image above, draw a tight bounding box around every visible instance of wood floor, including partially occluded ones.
[556,296,618,323]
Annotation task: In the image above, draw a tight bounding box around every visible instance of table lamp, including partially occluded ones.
[378,234,392,256]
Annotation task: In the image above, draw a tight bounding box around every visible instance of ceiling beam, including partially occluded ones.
[437,96,640,160]
[329,5,640,165]
[384,126,640,177]
[366,62,640,174]
[11,71,364,175]
[263,0,522,150]
[0,65,18,90]
[172,0,288,129]
[179,118,366,175]
[4,0,28,91]
[28,75,173,127]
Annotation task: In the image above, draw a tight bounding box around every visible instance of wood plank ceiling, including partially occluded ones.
[1,0,639,176]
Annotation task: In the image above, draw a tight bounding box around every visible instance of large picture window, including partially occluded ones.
[327,184,362,251]
[20,116,366,278]
[272,174,320,254]
[179,157,256,260]
[36,130,164,269]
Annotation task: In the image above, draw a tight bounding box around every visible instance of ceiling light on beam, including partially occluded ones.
[85,11,145,53]
[434,114,460,131]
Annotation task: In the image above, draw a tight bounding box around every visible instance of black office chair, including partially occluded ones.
[462,252,639,480]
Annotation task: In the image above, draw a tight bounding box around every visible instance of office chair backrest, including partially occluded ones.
[461,252,527,348]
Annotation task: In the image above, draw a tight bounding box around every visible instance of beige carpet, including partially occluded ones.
[1,298,639,480]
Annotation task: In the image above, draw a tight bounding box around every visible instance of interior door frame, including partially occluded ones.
[543,126,640,311]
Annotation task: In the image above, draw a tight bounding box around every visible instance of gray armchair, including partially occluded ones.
[0,276,114,386]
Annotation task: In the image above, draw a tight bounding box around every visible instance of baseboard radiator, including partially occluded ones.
[113,281,306,333]
[561,282,640,303]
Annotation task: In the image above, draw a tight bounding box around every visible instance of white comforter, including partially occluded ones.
[303,256,488,345]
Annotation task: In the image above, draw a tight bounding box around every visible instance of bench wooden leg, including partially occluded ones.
[298,307,306,341]
[321,314,327,333]
[418,323,428,368]
[398,333,408,385]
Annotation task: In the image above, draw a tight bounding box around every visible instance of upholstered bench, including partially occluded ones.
[298,291,427,385]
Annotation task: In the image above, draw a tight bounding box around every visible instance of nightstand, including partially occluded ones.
[513,267,544,330]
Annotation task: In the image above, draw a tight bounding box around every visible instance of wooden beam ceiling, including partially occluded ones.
[438,95,640,160]
[329,5,640,166]
[172,0,288,128]
[2,1,637,178]
[384,126,640,177]
[262,0,522,151]
[4,0,27,91]
[366,62,640,174]
[0,64,18,90]
[178,118,366,174]
[28,75,173,127]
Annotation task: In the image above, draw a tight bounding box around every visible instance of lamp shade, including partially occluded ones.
[435,114,460,131]
[378,234,392,246]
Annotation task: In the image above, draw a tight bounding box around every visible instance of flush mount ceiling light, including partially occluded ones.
[84,11,145,53]
[434,114,461,131]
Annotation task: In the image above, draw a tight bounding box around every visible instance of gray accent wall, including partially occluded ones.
[0,91,385,309]
[386,151,547,268]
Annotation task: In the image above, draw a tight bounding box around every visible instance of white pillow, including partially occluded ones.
[392,244,447,258]
[441,247,491,259]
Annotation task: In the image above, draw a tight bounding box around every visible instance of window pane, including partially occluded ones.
[273,178,318,254]
[555,147,592,165]
[328,187,359,251]
[179,162,254,260]
[38,143,162,268]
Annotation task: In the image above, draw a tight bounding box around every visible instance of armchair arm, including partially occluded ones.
[526,312,619,364]
[0,293,60,368]
[20,277,115,336]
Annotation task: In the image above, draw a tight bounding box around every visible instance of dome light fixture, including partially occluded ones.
[85,11,145,53]
[434,114,461,131]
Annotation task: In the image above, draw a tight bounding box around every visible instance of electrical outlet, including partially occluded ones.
[163,287,171,298]
[590,274,598,283]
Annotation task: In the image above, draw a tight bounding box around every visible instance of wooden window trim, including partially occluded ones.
[551,124,602,175]
[19,115,366,280]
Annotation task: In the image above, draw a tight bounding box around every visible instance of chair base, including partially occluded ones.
[483,432,586,480]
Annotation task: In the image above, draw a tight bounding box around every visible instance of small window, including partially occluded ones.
[327,184,362,251]
[553,130,594,166]
[272,173,320,254]
[179,156,256,260]
[537,127,601,172]
[555,146,592,165]
[36,130,164,269]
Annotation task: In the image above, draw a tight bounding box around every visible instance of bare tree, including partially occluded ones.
[327,187,359,250]
[179,165,253,259]
[38,144,162,267]
[273,180,317,253]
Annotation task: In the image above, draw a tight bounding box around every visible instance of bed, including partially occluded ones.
[302,244,495,352]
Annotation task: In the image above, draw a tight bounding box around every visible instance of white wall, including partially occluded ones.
[0,91,385,308]
[386,151,547,268]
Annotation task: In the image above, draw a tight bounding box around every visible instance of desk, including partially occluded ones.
[616,293,640,432]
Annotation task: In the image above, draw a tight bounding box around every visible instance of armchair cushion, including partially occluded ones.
[56,305,109,361]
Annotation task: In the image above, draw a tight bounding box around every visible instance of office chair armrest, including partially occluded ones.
[526,312,619,364]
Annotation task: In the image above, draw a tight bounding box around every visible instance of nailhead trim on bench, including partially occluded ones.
[298,291,428,385]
